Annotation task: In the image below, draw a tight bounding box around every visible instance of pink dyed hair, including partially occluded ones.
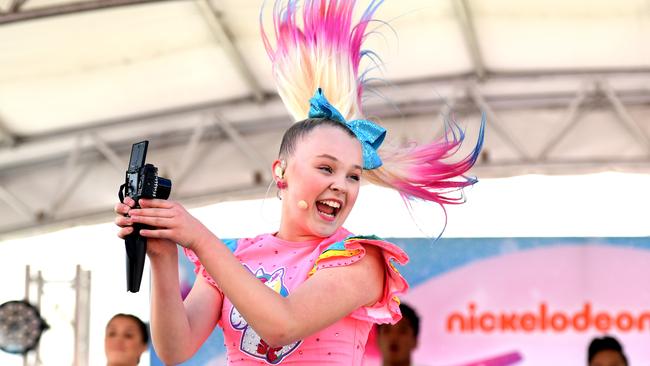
[261,0,485,208]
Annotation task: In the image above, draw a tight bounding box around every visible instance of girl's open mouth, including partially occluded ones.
[315,200,341,220]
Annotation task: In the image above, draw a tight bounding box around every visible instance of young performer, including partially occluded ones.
[104,313,149,366]
[114,0,484,364]
[377,303,421,366]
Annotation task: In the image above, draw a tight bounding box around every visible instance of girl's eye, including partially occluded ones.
[348,174,360,182]
[319,166,333,173]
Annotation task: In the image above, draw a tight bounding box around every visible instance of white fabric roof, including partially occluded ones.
[0,0,649,237]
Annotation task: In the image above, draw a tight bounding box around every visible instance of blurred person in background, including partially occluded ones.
[588,335,628,366]
[377,303,421,366]
[105,313,149,366]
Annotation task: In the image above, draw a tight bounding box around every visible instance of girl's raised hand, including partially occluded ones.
[127,199,211,252]
[114,196,176,258]
[114,196,136,238]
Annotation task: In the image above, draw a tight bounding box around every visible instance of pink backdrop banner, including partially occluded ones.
[364,238,650,366]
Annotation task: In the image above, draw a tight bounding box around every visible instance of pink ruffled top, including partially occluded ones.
[184,227,408,365]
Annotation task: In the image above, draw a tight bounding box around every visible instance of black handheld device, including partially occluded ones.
[118,141,172,292]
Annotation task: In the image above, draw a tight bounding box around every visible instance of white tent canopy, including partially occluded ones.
[0,0,649,237]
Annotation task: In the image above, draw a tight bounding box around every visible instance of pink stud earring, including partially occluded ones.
[274,161,287,189]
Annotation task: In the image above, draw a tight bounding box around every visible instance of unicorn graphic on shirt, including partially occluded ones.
[230,265,301,364]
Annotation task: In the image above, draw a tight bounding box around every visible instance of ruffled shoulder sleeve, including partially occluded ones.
[308,235,409,324]
[183,238,239,289]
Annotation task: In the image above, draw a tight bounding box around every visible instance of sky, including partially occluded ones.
[0,172,648,365]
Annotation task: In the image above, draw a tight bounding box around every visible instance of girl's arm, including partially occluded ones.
[131,198,385,347]
[149,250,223,364]
[115,197,223,364]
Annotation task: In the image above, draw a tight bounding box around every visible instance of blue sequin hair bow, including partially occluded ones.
[308,88,386,169]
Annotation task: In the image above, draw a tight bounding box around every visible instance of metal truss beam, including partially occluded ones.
[170,118,210,190]
[537,82,590,160]
[47,136,85,217]
[7,69,649,146]
[215,115,270,178]
[2,74,650,175]
[196,0,266,103]
[89,133,124,172]
[473,158,650,178]
[0,115,16,147]
[600,80,650,155]
[452,0,486,80]
[469,85,532,161]
[1,73,649,238]
[0,184,34,219]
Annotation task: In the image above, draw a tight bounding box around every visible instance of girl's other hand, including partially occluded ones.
[128,199,211,252]
[114,196,176,258]
[114,196,136,238]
